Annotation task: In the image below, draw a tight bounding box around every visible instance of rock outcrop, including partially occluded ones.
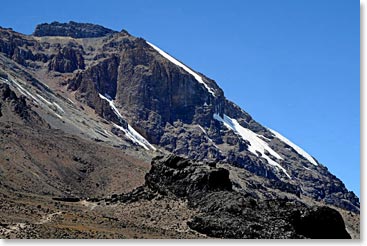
[117,155,351,239]
[48,46,85,73]
[0,28,42,66]
[145,155,232,197]
[33,21,117,38]
[292,206,351,239]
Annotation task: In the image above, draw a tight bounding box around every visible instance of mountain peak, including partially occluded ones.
[33,21,117,38]
[0,21,359,238]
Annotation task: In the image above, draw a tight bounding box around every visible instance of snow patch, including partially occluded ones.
[8,79,68,121]
[146,41,216,96]
[303,166,311,171]
[268,128,318,166]
[99,93,156,151]
[198,125,207,134]
[213,113,290,178]
[11,80,40,104]
[36,94,52,105]
[67,98,75,105]
[54,113,63,119]
[99,93,123,119]
[53,102,65,113]
[15,86,28,97]
[113,123,156,151]
[197,125,220,150]
[127,124,156,150]
[103,129,113,137]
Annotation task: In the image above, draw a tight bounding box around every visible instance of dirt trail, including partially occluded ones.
[36,211,62,225]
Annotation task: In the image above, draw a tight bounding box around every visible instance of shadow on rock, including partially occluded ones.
[116,154,351,239]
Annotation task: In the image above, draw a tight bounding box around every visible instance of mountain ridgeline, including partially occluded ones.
[0,21,359,239]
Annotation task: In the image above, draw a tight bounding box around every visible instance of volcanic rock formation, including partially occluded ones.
[0,21,359,239]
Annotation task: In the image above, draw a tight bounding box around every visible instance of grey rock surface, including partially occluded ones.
[33,21,117,38]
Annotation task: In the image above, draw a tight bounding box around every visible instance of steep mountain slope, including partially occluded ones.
[0,22,359,238]
[0,80,151,198]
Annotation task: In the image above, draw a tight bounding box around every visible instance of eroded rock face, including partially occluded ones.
[48,46,85,73]
[67,35,226,144]
[68,56,118,97]
[33,21,117,38]
[118,154,351,239]
[0,28,42,66]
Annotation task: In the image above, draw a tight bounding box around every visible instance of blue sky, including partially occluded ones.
[0,0,360,196]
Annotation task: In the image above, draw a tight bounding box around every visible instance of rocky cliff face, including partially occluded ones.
[33,21,117,38]
[0,22,359,218]
[48,46,85,73]
[0,28,47,66]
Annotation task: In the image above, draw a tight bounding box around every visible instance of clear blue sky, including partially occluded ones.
[1,0,360,196]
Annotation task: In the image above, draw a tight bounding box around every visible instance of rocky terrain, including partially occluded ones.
[0,153,358,239]
[0,21,360,239]
[115,155,352,239]
[33,21,117,39]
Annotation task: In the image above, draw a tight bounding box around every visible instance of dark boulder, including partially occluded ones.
[145,155,232,197]
[292,206,351,239]
[52,197,80,202]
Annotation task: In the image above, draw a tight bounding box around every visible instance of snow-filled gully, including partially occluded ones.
[213,113,291,178]
[99,93,156,151]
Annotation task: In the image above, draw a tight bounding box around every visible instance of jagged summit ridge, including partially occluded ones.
[33,21,117,38]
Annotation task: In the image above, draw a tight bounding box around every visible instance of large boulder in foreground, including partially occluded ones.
[145,155,232,197]
[292,206,351,239]
[119,154,351,239]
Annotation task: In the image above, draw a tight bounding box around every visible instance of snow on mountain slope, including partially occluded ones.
[99,93,124,119]
[146,41,216,96]
[53,102,65,113]
[36,94,52,105]
[213,113,291,178]
[268,128,318,166]
[10,79,42,105]
[112,123,156,151]
[2,75,152,150]
[3,77,67,120]
[99,93,156,151]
